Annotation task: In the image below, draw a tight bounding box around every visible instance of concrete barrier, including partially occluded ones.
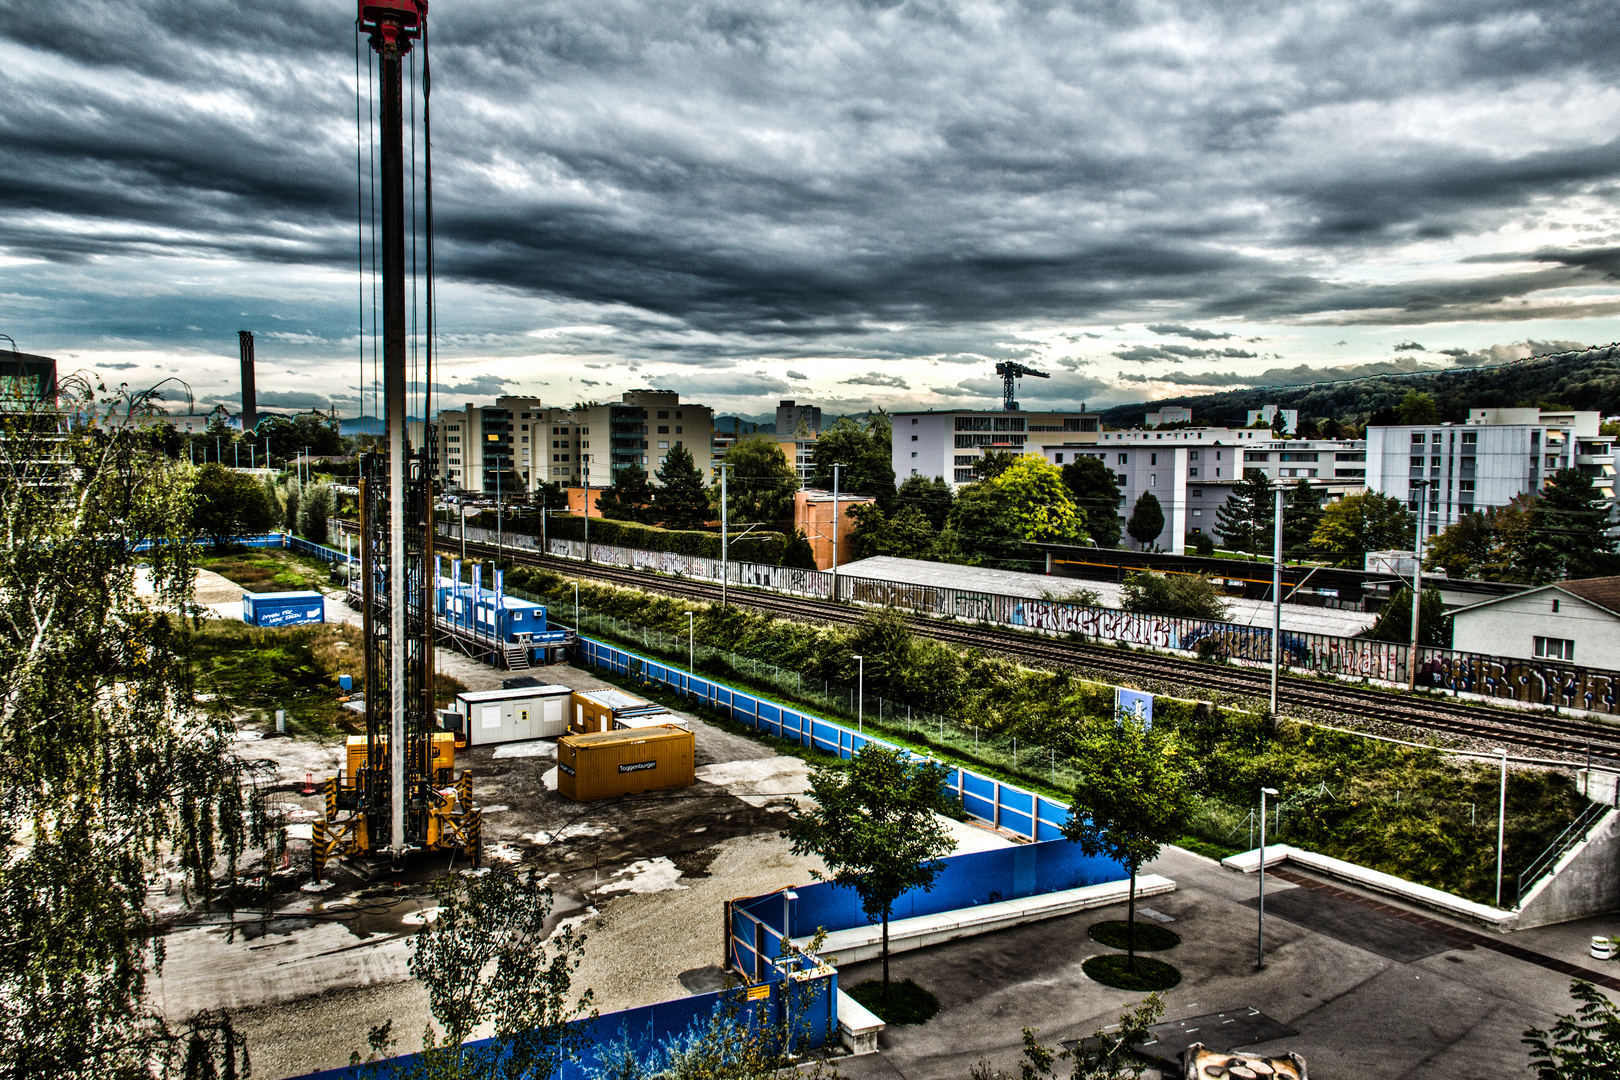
[797,875,1177,965]
[836,990,885,1055]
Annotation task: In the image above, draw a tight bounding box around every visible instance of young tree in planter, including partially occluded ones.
[785,744,954,1001]
[1126,492,1164,551]
[1063,718,1195,972]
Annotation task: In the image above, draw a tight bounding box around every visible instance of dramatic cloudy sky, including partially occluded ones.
[3,0,1619,420]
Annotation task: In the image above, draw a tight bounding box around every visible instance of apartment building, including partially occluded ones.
[1365,408,1614,537]
[775,400,822,436]
[892,408,1103,486]
[436,390,716,496]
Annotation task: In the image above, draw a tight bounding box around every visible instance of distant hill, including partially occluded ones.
[1098,342,1620,427]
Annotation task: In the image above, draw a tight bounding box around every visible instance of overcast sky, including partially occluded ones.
[3,0,1618,420]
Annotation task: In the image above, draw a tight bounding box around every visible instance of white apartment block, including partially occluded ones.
[433,391,715,497]
[1143,406,1193,426]
[1246,404,1299,434]
[893,409,1102,486]
[1365,409,1614,537]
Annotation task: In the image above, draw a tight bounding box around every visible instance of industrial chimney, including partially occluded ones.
[237,330,257,432]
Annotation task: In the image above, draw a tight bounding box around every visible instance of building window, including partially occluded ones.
[1118,453,1128,465]
[1535,636,1575,661]
[1192,489,1202,497]
[912,418,918,424]
[658,425,669,434]
[1462,432,1477,444]
[1412,433,1426,443]
[658,411,669,419]
[911,451,918,458]
[1552,599,1561,613]
[1189,467,1198,477]
[1150,453,1157,465]
[1150,474,1156,486]
[911,435,918,441]
[1054,453,1064,463]
[1192,509,1201,516]
[1189,450,1198,460]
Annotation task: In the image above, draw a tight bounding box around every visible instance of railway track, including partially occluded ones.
[447,536,1620,763]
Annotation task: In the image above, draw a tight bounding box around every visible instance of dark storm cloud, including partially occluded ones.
[842,373,910,389]
[1114,344,1259,363]
[3,0,1620,368]
[256,389,331,408]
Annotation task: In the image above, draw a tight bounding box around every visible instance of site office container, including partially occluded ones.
[242,590,325,627]
[454,685,572,746]
[557,726,695,802]
[569,687,666,734]
[613,712,688,732]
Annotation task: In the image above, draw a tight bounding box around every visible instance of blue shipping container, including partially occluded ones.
[243,591,325,627]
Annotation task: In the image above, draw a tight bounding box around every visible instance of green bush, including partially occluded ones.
[1121,570,1231,620]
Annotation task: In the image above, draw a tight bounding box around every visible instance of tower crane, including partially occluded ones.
[994,361,1049,411]
[312,0,481,878]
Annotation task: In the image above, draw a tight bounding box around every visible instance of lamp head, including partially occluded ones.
[1261,786,1279,796]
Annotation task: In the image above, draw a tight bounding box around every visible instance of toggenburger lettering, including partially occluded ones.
[619,760,657,774]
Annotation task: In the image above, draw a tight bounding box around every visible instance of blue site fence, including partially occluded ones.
[575,636,1076,842]
[291,963,835,1080]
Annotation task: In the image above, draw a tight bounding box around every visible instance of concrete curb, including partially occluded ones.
[1221,845,1516,930]
[798,875,1178,965]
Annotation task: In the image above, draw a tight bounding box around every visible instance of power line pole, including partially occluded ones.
[1269,487,1284,718]
[1408,480,1430,690]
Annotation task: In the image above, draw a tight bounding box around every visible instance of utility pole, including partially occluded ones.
[1258,786,1278,967]
[721,463,729,608]
[831,464,841,597]
[1408,479,1430,690]
[1270,487,1284,719]
[583,462,590,562]
[1496,747,1508,908]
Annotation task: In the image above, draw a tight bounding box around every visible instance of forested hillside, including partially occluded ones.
[1102,342,1620,427]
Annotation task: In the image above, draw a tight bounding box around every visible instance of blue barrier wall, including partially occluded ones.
[576,637,1076,842]
[290,970,835,1080]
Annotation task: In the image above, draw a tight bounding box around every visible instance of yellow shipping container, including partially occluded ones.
[557,726,695,802]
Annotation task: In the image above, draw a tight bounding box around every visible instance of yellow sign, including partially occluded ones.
[746,984,770,1001]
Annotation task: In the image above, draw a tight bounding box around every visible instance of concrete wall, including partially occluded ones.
[1515,808,1620,931]
[1452,589,1620,670]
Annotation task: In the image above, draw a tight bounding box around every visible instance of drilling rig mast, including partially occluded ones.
[313,0,479,876]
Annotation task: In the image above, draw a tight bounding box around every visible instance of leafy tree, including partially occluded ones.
[895,473,954,531]
[848,502,936,560]
[807,415,896,511]
[1282,480,1324,556]
[989,455,1086,543]
[1310,490,1411,569]
[974,449,1021,481]
[1524,980,1620,1080]
[937,482,1031,570]
[1424,512,1498,578]
[784,744,954,1000]
[846,609,917,701]
[283,484,300,535]
[191,461,277,550]
[299,481,333,544]
[1189,531,1215,556]
[360,868,595,1079]
[724,436,798,527]
[1214,469,1274,553]
[1063,719,1195,972]
[1270,410,1290,436]
[1319,417,1347,439]
[1395,389,1438,424]
[1126,492,1164,550]
[654,444,712,530]
[0,384,260,1077]
[780,528,817,569]
[1527,467,1618,581]
[1293,417,1321,440]
[1365,586,1450,648]
[533,480,569,511]
[1120,571,1230,621]
[596,468,656,524]
[976,995,1166,1080]
[1060,456,1123,548]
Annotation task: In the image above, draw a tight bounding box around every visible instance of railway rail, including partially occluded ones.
[434,535,1620,763]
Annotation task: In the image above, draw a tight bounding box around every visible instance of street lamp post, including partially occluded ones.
[1408,479,1430,690]
[721,463,729,608]
[1258,786,1279,968]
[854,653,864,732]
[1496,747,1509,908]
[573,581,579,630]
[686,611,696,675]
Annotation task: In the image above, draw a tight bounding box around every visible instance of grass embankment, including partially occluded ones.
[509,565,1586,905]
[199,548,333,593]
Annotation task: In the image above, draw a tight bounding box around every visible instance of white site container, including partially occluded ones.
[455,685,572,746]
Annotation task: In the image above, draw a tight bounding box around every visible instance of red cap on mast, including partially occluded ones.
[359,0,426,54]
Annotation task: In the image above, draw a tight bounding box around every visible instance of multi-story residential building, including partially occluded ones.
[1143,406,1193,426]
[775,400,822,436]
[1365,409,1614,538]
[1246,404,1298,434]
[893,408,1103,485]
[1027,429,1367,555]
[437,390,715,496]
[777,436,819,485]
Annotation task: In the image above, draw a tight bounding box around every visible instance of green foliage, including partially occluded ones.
[283,484,300,535]
[298,482,333,543]
[653,445,712,530]
[977,995,1165,1080]
[780,528,817,569]
[724,436,798,526]
[1125,492,1164,550]
[1088,921,1180,951]
[1524,981,1620,1080]
[0,386,261,1078]
[1365,586,1450,648]
[808,415,896,511]
[597,468,656,525]
[848,502,937,560]
[1190,531,1215,557]
[974,449,1021,481]
[364,868,594,1080]
[1080,954,1182,992]
[785,743,955,993]
[191,461,277,550]
[990,455,1086,543]
[1120,571,1230,620]
[896,473,954,531]
[1214,470,1274,553]
[1527,467,1619,581]
[938,482,1035,570]
[1060,456,1122,548]
[1064,718,1195,969]
[1310,490,1411,568]
[845,979,938,1025]
[1282,479,1323,555]
[1395,389,1439,424]
[1424,498,1536,581]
